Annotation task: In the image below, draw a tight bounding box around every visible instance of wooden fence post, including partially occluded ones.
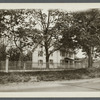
[5,55,9,73]
[23,62,26,70]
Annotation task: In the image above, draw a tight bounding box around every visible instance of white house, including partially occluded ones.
[32,45,75,68]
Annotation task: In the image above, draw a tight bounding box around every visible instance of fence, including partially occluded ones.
[0,60,88,72]
[0,60,100,72]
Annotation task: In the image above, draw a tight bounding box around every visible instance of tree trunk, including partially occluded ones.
[88,52,92,68]
[46,55,49,69]
[45,42,50,69]
[18,52,24,69]
[87,47,93,68]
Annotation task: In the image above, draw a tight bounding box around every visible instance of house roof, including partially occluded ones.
[64,57,74,61]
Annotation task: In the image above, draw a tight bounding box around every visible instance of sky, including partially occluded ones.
[0,3,100,58]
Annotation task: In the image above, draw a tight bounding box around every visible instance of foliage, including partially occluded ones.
[28,9,71,68]
[0,73,31,84]
[8,47,20,61]
[72,9,100,48]
[8,47,32,61]
[0,10,41,62]
[70,9,100,67]
[1,9,100,68]
[0,44,6,61]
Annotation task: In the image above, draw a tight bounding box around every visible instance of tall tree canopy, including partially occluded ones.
[28,9,71,68]
[72,9,100,67]
[1,9,100,69]
[1,9,42,67]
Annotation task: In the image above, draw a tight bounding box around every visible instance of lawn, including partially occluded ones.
[0,67,100,84]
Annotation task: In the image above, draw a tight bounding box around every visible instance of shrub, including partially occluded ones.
[0,73,31,84]
[0,68,100,84]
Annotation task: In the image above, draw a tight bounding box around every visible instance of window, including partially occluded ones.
[69,52,72,58]
[49,59,53,65]
[38,60,43,65]
[60,51,65,57]
[60,59,65,65]
[38,51,43,57]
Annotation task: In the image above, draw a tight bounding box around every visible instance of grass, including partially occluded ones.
[0,68,100,84]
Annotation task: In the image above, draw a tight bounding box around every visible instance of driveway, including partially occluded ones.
[0,78,100,92]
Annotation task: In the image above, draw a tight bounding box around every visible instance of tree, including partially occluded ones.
[29,9,70,68]
[0,10,13,61]
[72,9,100,67]
[2,9,42,68]
[59,12,79,53]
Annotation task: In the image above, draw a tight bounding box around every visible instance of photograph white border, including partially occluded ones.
[0,3,100,97]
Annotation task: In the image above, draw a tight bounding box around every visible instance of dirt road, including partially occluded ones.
[0,78,100,92]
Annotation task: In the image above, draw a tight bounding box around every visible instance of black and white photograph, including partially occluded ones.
[0,3,100,97]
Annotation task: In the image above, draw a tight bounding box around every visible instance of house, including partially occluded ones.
[32,45,75,68]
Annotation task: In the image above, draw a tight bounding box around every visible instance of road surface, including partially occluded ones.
[0,78,100,92]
